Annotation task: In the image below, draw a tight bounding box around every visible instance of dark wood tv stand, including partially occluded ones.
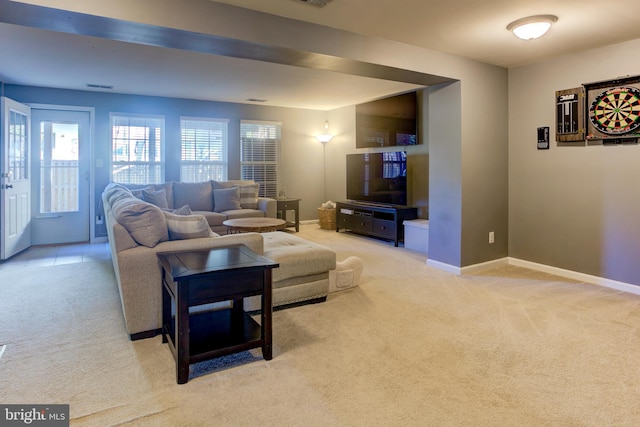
[335,201,418,247]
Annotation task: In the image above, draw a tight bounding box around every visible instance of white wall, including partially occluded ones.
[509,38,640,285]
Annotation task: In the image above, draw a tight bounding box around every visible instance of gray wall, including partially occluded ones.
[509,38,640,285]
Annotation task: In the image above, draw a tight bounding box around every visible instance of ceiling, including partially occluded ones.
[215,0,640,69]
[1,0,639,110]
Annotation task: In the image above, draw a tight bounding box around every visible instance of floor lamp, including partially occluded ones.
[316,121,333,201]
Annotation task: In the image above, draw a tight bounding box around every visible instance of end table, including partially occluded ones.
[158,245,279,384]
[276,198,301,232]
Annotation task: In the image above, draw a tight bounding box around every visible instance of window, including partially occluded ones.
[110,114,164,184]
[240,121,281,198]
[8,109,28,181]
[39,121,80,213]
[180,117,228,182]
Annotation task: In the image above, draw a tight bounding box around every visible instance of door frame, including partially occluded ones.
[28,104,97,243]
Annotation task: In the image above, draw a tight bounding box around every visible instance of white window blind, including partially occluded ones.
[180,117,228,182]
[240,120,281,198]
[110,114,164,184]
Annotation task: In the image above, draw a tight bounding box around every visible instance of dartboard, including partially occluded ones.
[589,86,640,135]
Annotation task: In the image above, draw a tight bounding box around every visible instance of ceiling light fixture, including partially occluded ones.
[507,15,557,40]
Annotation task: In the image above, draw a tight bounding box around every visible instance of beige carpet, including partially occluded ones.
[1,225,640,426]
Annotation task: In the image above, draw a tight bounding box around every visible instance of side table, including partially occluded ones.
[276,198,301,232]
[157,245,279,384]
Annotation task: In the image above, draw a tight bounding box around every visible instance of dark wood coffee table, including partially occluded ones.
[223,217,286,234]
[157,245,279,384]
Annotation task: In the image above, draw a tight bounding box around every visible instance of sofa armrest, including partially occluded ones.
[110,221,139,252]
[258,197,277,218]
[115,232,265,336]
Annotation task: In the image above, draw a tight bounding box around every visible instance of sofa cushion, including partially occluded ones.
[163,211,216,240]
[173,181,213,212]
[224,209,266,220]
[142,188,169,209]
[123,183,173,208]
[194,211,227,227]
[111,197,168,248]
[212,180,259,209]
[213,187,242,212]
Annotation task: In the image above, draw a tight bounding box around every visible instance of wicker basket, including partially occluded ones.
[317,207,336,230]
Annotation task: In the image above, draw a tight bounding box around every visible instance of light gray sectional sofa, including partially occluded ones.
[121,179,276,235]
[102,181,362,340]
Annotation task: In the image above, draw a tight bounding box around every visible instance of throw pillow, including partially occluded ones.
[173,181,214,212]
[172,204,192,215]
[212,180,259,209]
[161,205,192,215]
[112,198,168,248]
[103,183,133,205]
[213,187,242,212]
[237,183,259,209]
[142,188,169,209]
[163,211,215,240]
[212,179,255,189]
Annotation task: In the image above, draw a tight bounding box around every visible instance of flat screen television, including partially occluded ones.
[356,91,418,148]
[346,151,407,206]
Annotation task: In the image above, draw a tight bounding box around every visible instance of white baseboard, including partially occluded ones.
[462,257,511,274]
[508,257,640,296]
[427,257,640,296]
[426,258,461,274]
[426,257,509,275]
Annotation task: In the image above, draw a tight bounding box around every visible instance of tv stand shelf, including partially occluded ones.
[335,201,417,247]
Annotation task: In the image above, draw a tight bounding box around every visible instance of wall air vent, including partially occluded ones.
[292,0,334,7]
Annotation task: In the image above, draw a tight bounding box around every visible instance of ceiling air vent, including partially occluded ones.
[292,0,334,7]
[86,83,114,90]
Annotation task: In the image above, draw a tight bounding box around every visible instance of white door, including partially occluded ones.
[30,109,91,245]
[1,97,31,260]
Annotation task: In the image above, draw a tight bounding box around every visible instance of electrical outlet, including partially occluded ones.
[489,231,495,244]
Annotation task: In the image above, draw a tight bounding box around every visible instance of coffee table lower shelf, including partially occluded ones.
[163,309,263,363]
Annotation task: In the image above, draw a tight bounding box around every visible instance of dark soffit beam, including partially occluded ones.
[0,0,454,87]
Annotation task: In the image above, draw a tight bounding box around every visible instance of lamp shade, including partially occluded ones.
[316,120,333,143]
[507,15,557,40]
[316,134,333,143]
